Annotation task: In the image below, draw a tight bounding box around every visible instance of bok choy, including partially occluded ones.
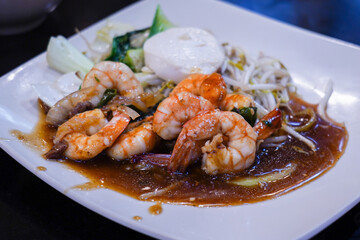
[46,35,94,75]
[149,5,175,38]
[105,28,149,72]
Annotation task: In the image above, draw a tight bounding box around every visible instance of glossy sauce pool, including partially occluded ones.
[18,96,348,206]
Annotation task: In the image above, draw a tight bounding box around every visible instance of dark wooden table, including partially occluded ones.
[0,0,359,239]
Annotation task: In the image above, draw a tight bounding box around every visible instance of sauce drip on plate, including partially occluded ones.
[36,166,47,171]
[148,203,163,215]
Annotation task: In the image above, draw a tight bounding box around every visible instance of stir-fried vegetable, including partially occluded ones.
[96,89,117,108]
[221,46,291,116]
[105,28,149,71]
[46,36,94,75]
[230,163,296,187]
[317,79,333,122]
[123,48,144,72]
[148,5,175,38]
[231,107,257,127]
[285,108,317,132]
[33,72,83,107]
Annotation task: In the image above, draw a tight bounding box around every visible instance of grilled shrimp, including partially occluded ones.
[220,93,255,111]
[46,86,105,126]
[82,61,144,97]
[153,92,214,140]
[54,108,130,160]
[107,117,159,160]
[169,110,257,174]
[170,73,227,107]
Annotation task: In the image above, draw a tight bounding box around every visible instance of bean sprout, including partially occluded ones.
[317,79,333,122]
[221,44,334,151]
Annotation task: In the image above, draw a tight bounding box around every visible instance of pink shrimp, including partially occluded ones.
[169,110,257,174]
[53,108,130,160]
[220,93,255,111]
[82,61,144,97]
[107,117,159,160]
[170,73,227,107]
[153,92,215,140]
[168,108,282,174]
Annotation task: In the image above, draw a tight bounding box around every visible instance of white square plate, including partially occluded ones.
[0,0,359,239]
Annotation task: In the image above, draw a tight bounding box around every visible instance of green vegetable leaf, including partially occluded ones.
[232,107,257,127]
[128,100,162,122]
[149,5,175,38]
[123,48,144,72]
[105,28,149,71]
[97,89,117,108]
[106,34,131,62]
[46,35,94,75]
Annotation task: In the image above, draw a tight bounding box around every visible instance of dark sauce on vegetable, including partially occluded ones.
[22,95,348,206]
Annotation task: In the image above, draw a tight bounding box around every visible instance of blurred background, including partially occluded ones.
[0,0,359,239]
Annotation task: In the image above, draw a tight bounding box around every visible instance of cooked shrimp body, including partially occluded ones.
[46,86,105,126]
[107,117,159,160]
[153,91,215,140]
[220,93,255,111]
[54,109,130,160]
[170,73,227,107]
[82,61,144,97]
[171,73,207,95]
[169,110,257,174]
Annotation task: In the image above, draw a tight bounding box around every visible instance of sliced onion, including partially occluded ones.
[287,108,317,132]
[230,163,297,187]
[281,123,316,151]
[317,79,333,122]
[119,106,140,120]
[139,181,181,200]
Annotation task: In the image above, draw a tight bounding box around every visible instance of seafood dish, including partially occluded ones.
[24,5,347,206]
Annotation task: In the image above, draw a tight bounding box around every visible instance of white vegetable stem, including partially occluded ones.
[46,35,94,75]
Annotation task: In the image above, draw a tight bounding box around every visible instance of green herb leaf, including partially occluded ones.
[105,28,149,69]
[123,48,144,72]
[128,100,162,122]
[97,89,117,108]
[149,5,175,38]
[232,107,257,127]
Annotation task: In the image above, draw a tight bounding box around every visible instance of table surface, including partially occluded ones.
[0,0,359,239]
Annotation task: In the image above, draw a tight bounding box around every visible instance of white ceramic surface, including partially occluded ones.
[0,0,360,239]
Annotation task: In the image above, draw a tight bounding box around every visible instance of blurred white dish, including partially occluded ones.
[0,0,62,35]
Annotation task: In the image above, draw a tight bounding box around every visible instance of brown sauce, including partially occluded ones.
[148,203,163,215]
[133,216,143,221]
[15,95,348,206]
[64,181,103,195]
[36,166,47,171]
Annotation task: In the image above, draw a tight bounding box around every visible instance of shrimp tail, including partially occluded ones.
[169,134,205,172]
[254,108,282,140]
[168,138,194,172]
[200,73,227,107]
